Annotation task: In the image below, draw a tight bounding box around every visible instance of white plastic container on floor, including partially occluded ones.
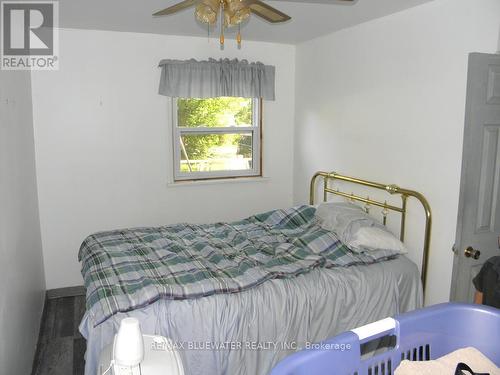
[98,334,184,375]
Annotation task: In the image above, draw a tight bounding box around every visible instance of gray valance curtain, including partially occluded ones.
[158,58,275,100]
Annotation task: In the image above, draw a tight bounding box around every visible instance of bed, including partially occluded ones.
[79,171,432,375]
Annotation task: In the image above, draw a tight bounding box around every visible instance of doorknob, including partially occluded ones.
[464,246,480,260]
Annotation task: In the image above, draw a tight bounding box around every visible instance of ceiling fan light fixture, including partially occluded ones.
[225,0,250,27]
[196,0,248,48]
[153,0,298,49]
[195,0,218,24]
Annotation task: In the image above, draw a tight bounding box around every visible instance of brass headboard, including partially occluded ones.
[310,171,432,294]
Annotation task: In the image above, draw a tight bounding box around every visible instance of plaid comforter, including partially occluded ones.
[79,205,398,325]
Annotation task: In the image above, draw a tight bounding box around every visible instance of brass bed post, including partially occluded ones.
[309,171,325,205]
[323,177,328,202]
[395,187,432,293]
[400,195,408,242]
[309,171,432,295]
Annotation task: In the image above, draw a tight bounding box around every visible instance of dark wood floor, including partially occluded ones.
[32,296,87,375]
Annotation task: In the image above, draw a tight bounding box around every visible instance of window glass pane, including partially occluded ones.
[179,133,253,172]
[177,97,253,128]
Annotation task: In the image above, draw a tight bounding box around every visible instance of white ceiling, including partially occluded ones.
[58,0,435,44]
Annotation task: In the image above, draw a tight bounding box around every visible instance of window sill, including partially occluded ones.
[167,176,270,188]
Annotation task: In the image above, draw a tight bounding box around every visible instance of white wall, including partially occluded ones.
[497,26,500,53]
[294,0,500,305]
[0,71,46,374]
[31,29,296,289]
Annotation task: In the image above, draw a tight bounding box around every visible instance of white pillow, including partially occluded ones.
[315,202,407,254]
[348,226,407,254]
[315,202,369,243]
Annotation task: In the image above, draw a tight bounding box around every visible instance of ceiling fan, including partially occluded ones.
[153,0,353,48]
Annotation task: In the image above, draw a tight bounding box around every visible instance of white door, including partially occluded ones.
[451,53,500,302]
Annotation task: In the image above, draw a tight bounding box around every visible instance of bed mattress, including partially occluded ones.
[80,255,422,375]
[79,205,403,326]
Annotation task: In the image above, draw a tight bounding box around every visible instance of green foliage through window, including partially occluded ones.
[177,97,253,161]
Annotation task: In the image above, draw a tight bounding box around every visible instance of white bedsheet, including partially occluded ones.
[80,256,422,375]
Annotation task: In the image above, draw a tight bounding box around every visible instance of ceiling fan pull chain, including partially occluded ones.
[237,24,242,49]
[219,0,225,48]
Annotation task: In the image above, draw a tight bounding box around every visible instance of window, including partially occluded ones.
[172,97,261,181]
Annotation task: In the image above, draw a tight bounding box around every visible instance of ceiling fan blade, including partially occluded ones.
[153,0,199,16]
[247,0,291,23]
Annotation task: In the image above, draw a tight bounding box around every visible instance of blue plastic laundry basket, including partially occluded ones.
[270,303,500,375]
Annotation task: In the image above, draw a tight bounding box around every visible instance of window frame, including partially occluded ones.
[172,97,262,181]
